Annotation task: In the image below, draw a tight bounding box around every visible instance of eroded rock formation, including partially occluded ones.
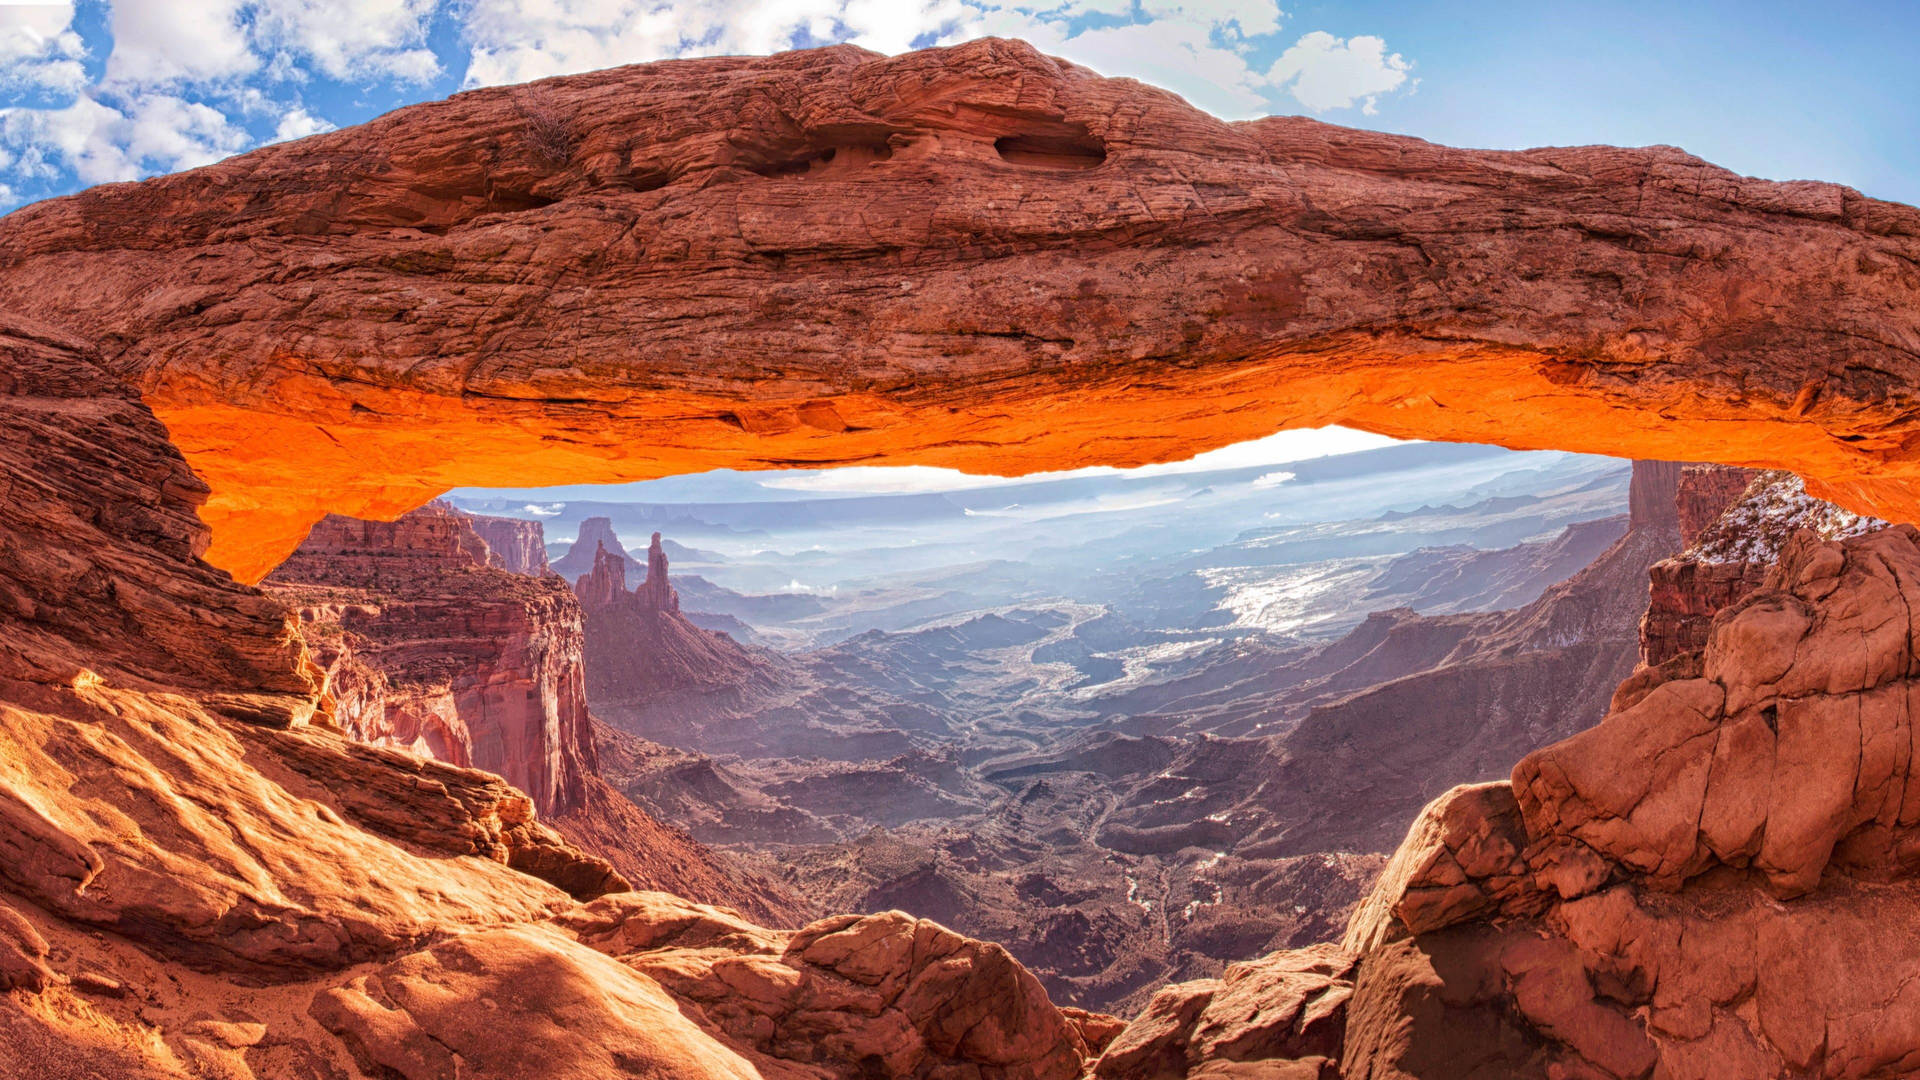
[1330,524,1920,1077]
[0,40,1915,580]
[266,501,596,815]
[265,503,800,923]
[1640,467,1883,669]
[575,531,766,705]
[469,511,550,574]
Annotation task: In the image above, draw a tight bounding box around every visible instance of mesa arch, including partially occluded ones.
[1,38,1917,583]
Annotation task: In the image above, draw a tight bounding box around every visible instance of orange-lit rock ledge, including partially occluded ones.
[2,39,1917,581]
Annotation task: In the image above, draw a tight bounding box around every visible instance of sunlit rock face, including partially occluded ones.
[1338,524,1920,1078]
[1,39,1916,580]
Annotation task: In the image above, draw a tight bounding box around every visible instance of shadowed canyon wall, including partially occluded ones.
[0,39,1916,579]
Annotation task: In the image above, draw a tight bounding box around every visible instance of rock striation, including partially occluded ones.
[0,314,317,723]
[266,501,596,816]
[0,41,1915,580]
[1328,523,1920,1078]
[469,511,550,574]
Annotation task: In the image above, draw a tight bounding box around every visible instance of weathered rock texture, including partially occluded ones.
[1094,944,1353,1079]
[0,307,1072,1080]
[265,503,802,923]
[469,511,550,574]
[0,40,1915,580]
[1640,468,1883,668]
[0,314,317,721]
[1334,524,1920,1078]
[266,501,596,815]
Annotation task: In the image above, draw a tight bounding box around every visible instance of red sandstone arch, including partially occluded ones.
[1,38,1916,582]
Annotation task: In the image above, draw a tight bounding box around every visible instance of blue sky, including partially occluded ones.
[4,1,1917,211]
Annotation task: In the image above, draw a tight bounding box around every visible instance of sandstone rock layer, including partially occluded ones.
[1337,524,1920,1078]
[0,40,1916,578]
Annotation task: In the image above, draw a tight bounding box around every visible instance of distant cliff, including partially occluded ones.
[552,516,643,578]
[266,504,805,924]
[267,501,594,815]
[469,512,550,575]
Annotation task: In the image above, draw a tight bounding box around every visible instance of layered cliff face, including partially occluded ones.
[0,315,317,723]
[1640,468,1885,669]
[469,512,550,575]
[1300,523,1920,1079]
[265,502,595,816]
[264,505,804,924]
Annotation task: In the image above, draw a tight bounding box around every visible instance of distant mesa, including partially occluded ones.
[553,516,642,578]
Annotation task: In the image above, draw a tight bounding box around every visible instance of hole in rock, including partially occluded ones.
[751,139,896,178]
[994,129,1106,170]
[481,189,561,214]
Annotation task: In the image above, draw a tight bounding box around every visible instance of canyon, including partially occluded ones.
[260,499,801,924]
[2,35,1919,1080]
[541,457,1723,1014]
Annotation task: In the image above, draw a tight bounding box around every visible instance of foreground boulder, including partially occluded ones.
[1335,522,1920,1078]
[1094,945,1354,1079]
[312,892,1105,1080]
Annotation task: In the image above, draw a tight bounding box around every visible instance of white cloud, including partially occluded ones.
[105,0,258,87]
[757,427,1401,495]
[271,102,335,142]
[0,2,88,94]
[454,0,1305,122]
[103,0,440,90]
[251,0,443,83]
[2,92,249,185]
[1265,30,1410,114]
[971,12,1273,118]
[458,0,971,87]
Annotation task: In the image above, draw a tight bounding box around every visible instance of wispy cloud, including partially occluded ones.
[757,427,1400,495]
